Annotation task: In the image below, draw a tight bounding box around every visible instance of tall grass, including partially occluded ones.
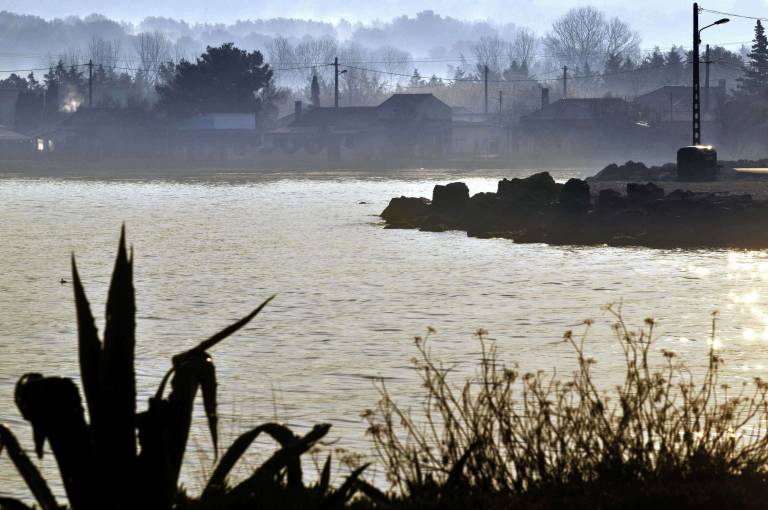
[363,306,768,508]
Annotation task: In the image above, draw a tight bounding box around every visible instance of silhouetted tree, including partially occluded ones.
[155,43,273,116]
[738,20,768,97]
[311,74,320,106]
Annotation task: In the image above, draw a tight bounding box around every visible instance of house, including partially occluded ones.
[450,108,510,157]
[0,125,35,157]
[172,113,263,161]
[518,95,642,160]
[265,94,452,162]
[634,83,726,149]
[635,83,726,123]
[0,89,20,127]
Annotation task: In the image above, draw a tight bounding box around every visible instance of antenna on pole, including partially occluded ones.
[334,57,339,109]
[562,66,568,99]
[483,65,489,114]
[88,59,93,109]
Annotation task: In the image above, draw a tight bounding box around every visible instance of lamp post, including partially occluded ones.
[692,3,729,145]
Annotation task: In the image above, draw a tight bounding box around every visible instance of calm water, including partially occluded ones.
[2,171,768,499]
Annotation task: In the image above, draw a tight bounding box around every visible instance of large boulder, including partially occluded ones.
[381,196,431,224]
[627,182,664,203]
[497,172,561,206]
[596,189,626,215]
[559,178,591,212]
[591,161,676,182]
[432,182,470,213]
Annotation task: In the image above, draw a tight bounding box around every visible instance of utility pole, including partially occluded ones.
[692,2,701,145]
[563,65,568,99]
[498,90,503,114]
[705,43,711,112]
[88,59,93,109]
[334,57,339,109]
[483,65,489,115]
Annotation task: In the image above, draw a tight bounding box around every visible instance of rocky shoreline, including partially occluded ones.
[381,171,768,249]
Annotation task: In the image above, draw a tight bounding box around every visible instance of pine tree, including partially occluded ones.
[738,20,768,97]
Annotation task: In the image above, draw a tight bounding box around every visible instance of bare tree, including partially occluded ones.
[87,37,122,69]
[134,31,171,84]
[473,36,508,76]
[509,29,537,68]
[267,35,298,85]
[605,18,640,63]
[374,46,413,76]
[293,37,337,81]
[544,6,609,71]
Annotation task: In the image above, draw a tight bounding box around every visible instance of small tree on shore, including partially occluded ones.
[738,20,768,97]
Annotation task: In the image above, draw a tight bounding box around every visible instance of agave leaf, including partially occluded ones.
[217,424,331,502]
[326,463,369,507]
[97,226,137,477]
[0,497,34,510]
[0,424,59,510]
[14,375,93,509]
[199,354,218,457]
[318,454,332,496]
[185,295,275,357]
[354,479,389,503]
[71,254,101,423]
[203,422,299,497]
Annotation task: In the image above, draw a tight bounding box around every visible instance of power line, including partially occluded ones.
[700,7,768,22]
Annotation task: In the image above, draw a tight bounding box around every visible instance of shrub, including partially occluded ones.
[364,307,768,509]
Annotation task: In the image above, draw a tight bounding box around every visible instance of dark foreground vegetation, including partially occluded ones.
[0,229,372,510]
[4,232,768,509]
[381,170,768,248]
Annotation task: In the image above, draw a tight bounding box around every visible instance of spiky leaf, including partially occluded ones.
[14,375,93,509]
[199,354,218,456]
[203,422,299,497]
[71,255,101,423]
[0,424,59,510]
[185,295,275,357]
[97,226,137,483]
[318,454,332,496]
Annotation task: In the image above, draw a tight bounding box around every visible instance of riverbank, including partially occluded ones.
[381,172,768,249]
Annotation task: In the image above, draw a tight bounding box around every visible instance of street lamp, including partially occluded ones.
[679,5,729,182]
[692,3,729,145]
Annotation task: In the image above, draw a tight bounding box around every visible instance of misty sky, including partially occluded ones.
[2,0,767,48]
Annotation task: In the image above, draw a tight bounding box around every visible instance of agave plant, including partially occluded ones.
[0,228,368,510]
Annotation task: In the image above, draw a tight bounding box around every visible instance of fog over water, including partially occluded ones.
[2,171,768,497]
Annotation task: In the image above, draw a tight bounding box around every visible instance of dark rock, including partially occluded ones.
[627,182,664,203]
[381,196,430,223]
[432,182,470,213]
[591,161,675,182]
[559,178,591,212]
[597,189,626,214]
[497,172,561,206]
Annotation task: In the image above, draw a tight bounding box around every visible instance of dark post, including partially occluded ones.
[484,65,489,114]
[705,43,711,112]
[692,3,701,145]
[563,65,568,99]
[334,57,339,109]
[498,90,503,114]
[88,59,93,109]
